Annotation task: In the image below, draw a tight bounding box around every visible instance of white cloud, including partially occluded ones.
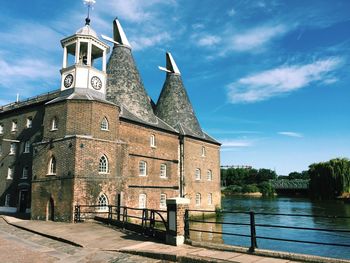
[130,32,171,51]
[230,25,287,52]
[228,8,236,17]
[227,57,342,103]
[221,139,253,148]
[192,23,205,30]
[197,35,221,47]
[278,132,303,138]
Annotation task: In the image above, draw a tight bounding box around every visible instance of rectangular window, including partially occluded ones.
[139,161,147,176]
[195,168,201,180]
[10,143,16,155]
[207,170,212,181]
[5,194,10,207]
[0,124,3,134]
[150,134,156,147]
[160,163,167,178]
[26,117,33,128]
[22,167,29,179]
[139,194,147,209]
[201,146,206,157]
[11,120,17,132]
[208,193,213,205]
[24,141,30,153]
[160,194,167,209]
[7,167,13,180]
[195,193,201,206]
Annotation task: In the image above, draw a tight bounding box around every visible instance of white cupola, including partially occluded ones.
[60,17,110,97]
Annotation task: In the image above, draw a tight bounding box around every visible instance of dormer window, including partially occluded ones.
[26,117,33,128]
[100,117,109,131]
[150,134,156,148]
[51,117,58,131]
[11,120,17,132]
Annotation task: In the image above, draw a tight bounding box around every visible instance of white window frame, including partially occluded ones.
[0,124,3,134]
[160,163,167,178]
[97,194,108,211]
[195,168,201,180]
[150,134,156,148]
[26,117,33,128]
[160,193,167,209]
[10,143,16,155]
[48,156,57,175]
[139,193,147,209]
[24,141,30,153]
[207,170,212,181]
[22,167,29,179]
[195,193,201,206]
[5,194,10,207]
[11,120,17,132]
[7,167,13,180]
[51,117,58,131]
[98,155,109,174]
[208,193,213,205]
[139,161,147,176]
[100,117,109,131]
[201,146,206,157]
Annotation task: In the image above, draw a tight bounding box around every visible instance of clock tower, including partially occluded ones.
[60,18,110,98]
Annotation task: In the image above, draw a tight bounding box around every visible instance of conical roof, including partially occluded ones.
[155,52,203,137]
[106,19,157,124]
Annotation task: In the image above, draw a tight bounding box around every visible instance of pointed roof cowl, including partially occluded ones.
[106,18,157,124]
[155,52,203,137]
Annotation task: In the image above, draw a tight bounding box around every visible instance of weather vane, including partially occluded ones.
[83,0,96,25]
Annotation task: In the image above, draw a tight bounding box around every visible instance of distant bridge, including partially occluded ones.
[270,179,309,195]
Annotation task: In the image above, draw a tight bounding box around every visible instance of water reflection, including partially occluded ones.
[189,196,350,259]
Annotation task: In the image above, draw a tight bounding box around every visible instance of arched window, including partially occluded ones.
[207,170,213,181]
[100,117,109,131]
[201,146,206,157]
[195,193,201,206]
[51,117,58,131]
[48,156,57,175]
[99,155,108,173]
[208,193,213,205]
[195,168,201,180]
[139,193,147,208]
[150,134,156,147]
[97,194,108,211]
[139,161,147,176]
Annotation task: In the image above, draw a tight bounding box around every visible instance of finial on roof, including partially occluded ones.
[113,18,131,48]
[83,0,96,25]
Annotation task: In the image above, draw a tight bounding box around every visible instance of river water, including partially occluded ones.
[189,196,350,260]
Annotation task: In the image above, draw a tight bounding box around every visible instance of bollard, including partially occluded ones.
[249,211,258,252]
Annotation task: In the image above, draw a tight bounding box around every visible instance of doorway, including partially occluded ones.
[47,197,55,221]
[19,190,28,213]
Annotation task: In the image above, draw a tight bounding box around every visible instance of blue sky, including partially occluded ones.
[1,0,350,175]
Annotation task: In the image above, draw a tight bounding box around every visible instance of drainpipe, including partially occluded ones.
[179,135,185,197]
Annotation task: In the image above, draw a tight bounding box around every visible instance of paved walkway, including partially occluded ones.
[1,215,304,263]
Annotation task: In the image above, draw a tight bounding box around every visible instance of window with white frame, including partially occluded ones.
[97,194,108,211]
[10,143,16,155]
[11,120,17,132]
[98,155,108,173]
[201,146,206,157]
[195,193,201,206]
[0,123,3,134]
[24,141,30,153]
[150,134,156,147]
[5,194,10,207]
[208,193,213,205]
[160,163,167,178]
[207,170,212,181]
[26,117,33,128]
[22,167,29,179]
[139,161,147,176]
[7,167,13,180]
[100,117,109,131]
[195,168,201,180]
[160,193,167,209]
[139,193,147,209]
[51,117,58,130]
[48,156,57,175]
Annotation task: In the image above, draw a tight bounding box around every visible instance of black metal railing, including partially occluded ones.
[185,209,350,253]
[74,204,168,239]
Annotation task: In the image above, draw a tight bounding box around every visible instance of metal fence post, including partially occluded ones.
[117,204,121,222]
[184,209,189,239]
[249,211,258,252]
[108,205,112,221]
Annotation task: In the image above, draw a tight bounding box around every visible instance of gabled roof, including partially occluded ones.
[106,19,157,124]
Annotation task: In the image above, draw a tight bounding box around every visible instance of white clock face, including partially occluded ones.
[91,76,102,90]
[64,74,74,88]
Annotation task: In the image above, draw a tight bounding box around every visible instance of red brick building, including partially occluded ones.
[0,18,221,221]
